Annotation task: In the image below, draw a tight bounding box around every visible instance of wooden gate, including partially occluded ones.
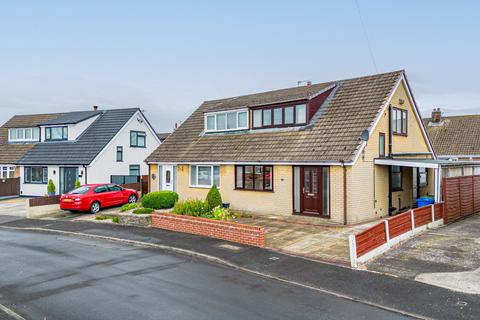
[0,177,20,197]
[442,175,480,223]
[141,175,148,195]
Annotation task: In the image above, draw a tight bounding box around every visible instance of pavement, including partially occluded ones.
[0,227,411,320]
[366,214,480,294]
[0,216,478,320]
[0,198,27,217]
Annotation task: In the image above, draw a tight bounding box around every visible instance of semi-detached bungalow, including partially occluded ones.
[146,70,441,224]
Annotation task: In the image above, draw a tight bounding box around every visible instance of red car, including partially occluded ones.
[60,184,138,214]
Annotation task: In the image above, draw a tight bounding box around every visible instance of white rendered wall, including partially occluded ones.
[20,165,87,196]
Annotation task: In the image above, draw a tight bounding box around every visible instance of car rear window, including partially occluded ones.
[70,186,90,194]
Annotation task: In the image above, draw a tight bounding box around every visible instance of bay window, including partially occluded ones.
[190,165,220,187]
[235,165,273,191]
[205,110,248,132]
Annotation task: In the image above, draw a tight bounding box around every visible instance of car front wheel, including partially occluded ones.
[90,201,101,214]
[128,194,137,203]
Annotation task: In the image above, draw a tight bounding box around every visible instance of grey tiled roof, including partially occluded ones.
[146,70,403,163]
[156,132,171,142]
[424,115,480,156]
[42,110,101,125]
[17,108,139,165]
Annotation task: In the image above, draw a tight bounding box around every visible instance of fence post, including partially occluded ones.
[384,219,390,245]
[348,234,357,268]
[410,209,415,234]
[431,204,435,222]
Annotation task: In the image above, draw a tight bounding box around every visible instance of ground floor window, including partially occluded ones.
[391,166,402,191]
[235,165,273,191]
[24,166,48,184]
[190,165,220,188]
[418,167,428,187]
[0,166,15,178]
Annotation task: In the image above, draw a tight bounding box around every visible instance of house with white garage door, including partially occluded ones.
[17,107,161,196]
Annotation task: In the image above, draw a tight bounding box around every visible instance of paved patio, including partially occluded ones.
[235,215,378,265]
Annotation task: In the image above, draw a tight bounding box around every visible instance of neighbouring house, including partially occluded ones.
[16,106,161,196]
[146,70,449,224]
[424,109,480,178]
[0,112,64,179]
[156,132,171,143]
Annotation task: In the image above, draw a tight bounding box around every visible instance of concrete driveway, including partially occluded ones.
[0,197,27,217]
[366,214,480,294]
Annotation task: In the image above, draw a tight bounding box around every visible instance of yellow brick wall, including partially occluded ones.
[14,166,21,178]
[176,164,294,216]
[149,165,158,192]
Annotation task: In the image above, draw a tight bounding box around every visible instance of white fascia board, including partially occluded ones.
[89,110,161,167]
[352,73,436,165]
[374,158,438,169]
[204,108,248,116]
[439,154,480,159]
[146,160,350,166]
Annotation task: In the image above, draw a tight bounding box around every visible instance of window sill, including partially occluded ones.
[392,188,403,192]
[234,188,274,193]
[23,182,47,185]
[130,145,146,148]
[392,133,408,137]
[189,185,220,189]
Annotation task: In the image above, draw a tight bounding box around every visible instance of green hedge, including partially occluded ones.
[141,191,178,209]
[133,207,154,214]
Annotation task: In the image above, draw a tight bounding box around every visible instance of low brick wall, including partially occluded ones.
[151,213,265,247]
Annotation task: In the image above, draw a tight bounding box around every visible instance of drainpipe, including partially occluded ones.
[388,104,393,216]
[341,160,348,225]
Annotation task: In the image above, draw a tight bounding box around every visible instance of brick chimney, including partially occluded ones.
[431,108,442,123]
[93,105,98,111]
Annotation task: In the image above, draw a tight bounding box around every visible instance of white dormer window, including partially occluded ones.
[8,128,40,142]
[205,109,248,133]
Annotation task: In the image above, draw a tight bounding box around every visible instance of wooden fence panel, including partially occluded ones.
[459,176,474,216]
[388,211,412,238]
[120,182,141,191]
[443,175,480,224]
[414,206,432,228]
[443,177,461,223]
[355,222,387,257]
[434,202,443,220]
[0,178,20,197]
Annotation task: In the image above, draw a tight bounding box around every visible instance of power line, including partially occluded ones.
[355,0,378,72]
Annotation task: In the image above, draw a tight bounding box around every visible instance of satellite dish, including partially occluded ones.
[360,130,369,141]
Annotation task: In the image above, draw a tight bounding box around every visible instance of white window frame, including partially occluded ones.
[0,166,16,179]
[8,127,40,142]
[204,109,248,133]
[189,165,220,188]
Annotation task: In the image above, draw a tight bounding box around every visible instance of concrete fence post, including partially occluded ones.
[384,219,390,244]
[410,209,415,234]
[431,204,435,222]
[348,234,357,268]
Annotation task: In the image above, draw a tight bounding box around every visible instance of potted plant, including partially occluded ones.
[74,179,81,189]
[47,179,56,196]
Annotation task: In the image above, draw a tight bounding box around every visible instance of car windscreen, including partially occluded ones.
[70,186,90,194]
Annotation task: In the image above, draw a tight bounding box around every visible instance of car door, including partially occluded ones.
[107,184,125,205]
[93,185,113,207]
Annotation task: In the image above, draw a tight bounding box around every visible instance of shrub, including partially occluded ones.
[142,191,179,209]
[74,180,81,189]
[112,216,120,223]
[209,206,235,220]
[133,207,154,214]
[206,185,222,210]
[95,215,108,220]
[172,199,210,216]
[120,202,140,212]
[47,179,56,194]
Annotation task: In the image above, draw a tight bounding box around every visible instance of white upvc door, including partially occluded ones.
[161,165,174,191]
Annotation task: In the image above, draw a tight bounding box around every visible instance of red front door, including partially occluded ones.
[301,167,322,215]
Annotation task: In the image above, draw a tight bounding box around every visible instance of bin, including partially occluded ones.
[416,196,434,208]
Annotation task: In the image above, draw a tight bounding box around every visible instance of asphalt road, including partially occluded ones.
[0,229,412,320]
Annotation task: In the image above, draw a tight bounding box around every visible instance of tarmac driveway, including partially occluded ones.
[0,197,27,217]
[366,214,480,294]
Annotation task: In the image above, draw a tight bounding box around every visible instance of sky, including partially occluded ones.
[0,1,479,132]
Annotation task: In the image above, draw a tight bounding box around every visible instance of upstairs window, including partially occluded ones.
[130,131,146,147]
[45,126,68,141]
[205,110,248,133]
[8,127,40,142]
[392,108,407,135]
[252,103,307,129]
[379,133,386,158]
[129,164,140,176]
